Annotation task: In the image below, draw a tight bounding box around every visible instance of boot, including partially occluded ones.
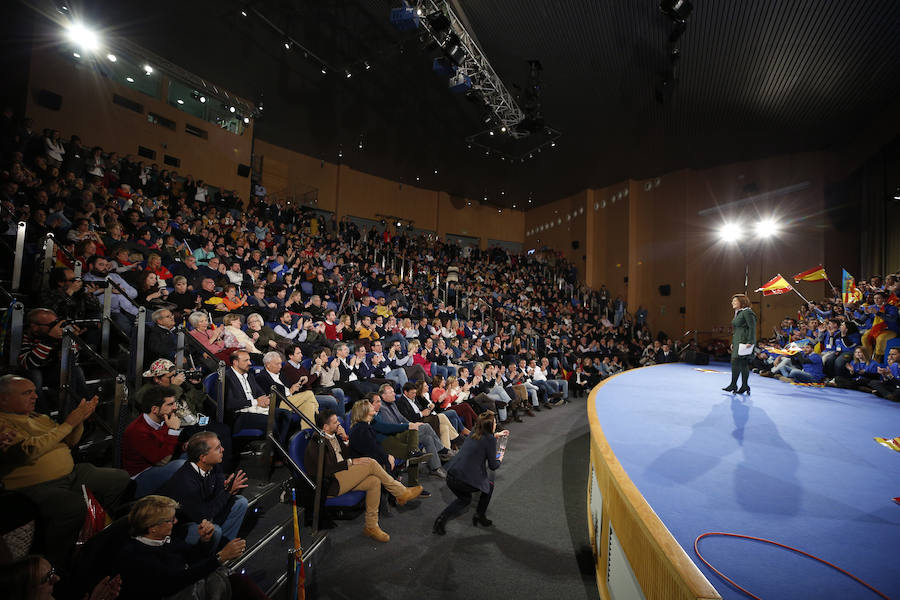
[432,513,448,535]
[472,513,493,527]
[363,526,390,542]
[722,384,738,392]
[736,385,750,394]
[396,485,423,506]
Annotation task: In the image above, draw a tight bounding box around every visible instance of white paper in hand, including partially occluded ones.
[738,343,754,356]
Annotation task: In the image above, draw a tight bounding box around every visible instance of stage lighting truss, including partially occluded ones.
[414,0,526,138]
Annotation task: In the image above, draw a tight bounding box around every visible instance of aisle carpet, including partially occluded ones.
[594,363,900,599]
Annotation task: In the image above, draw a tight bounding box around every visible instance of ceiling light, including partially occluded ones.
[241,9,248,17]
[433,169,438,174]
[489,131,495,136]
[66,22,100,51]
[243,117,250,124]
[512,204,517,208]
[72,52,81,58]
[500,126,507,133]
[143,64,153,75]
[284,41,291,50]
[176,99,184,105]
[106,53,117,62]
[364,62,371,70]
[321,67,327,75]
[416,8,423,16]
[754,218,779,238]
[893,186,900,200]
[415,176,420,181]
[200,96,206,103]
[345,70,352,78]
[229,106,236,113]
[551,141,556,147]
[718,222,742,242]
[126,76,134,83]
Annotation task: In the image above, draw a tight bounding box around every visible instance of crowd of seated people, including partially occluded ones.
[748,276,900,401]
[0,111,676,595]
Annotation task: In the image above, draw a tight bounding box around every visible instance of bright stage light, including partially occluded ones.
[66,23,100,51]
[106,53,117,62]
[718,222,741,242]
[143,64,154,75]
[755,218,779,238]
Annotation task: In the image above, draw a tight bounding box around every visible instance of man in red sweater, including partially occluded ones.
[122,383,186,497]
[324,309,344,342]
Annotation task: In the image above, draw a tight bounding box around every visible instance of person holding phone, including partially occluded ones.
[432,411,508,535]
[724,293,757,394]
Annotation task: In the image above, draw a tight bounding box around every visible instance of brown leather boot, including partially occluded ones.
[363,526,390,542]
[396,485,424,506]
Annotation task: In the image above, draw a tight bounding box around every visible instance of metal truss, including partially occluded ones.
[414,0,527,138]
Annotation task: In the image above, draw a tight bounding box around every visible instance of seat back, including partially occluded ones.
[300,281,314,295]
[288,430,312,475]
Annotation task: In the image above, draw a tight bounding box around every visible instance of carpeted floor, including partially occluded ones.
[594,363,900,600]
[301,398,599,599]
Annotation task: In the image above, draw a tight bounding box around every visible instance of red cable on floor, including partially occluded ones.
[693,532,890,600]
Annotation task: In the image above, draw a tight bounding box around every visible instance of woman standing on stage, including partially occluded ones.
[724,293,757,394]
[432,412,508,535]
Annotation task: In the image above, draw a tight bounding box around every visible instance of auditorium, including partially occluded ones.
[1,1,898,599]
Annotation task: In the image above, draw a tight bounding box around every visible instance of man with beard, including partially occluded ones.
[82,254,139,332]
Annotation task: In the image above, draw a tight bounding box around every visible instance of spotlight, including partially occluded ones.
[718,222,741,242]
[433,169,438,174]
[106,53,117,62]
[143,64,153,75]
[321,67,327,75]
[364,61,371,70]
[345,70,352,78]
[396,220,402,227]
[66,22,100,51]
[73,52,81,58]
[500,126,507,133]
[551,141,556,147]
[415,176,420,182]
[200,96,206,103]
[893,186,900,201]
[754,218,779,238]
[380,219,387,226]
[489,131,495,136]
[229,106,236,113]
[243,117,250,124]
[284,40,292,50]
[176,99,184,105]
[241,9,248,17]
[126,76,134,83]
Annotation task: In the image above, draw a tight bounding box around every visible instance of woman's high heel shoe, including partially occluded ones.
[722,384,738,392]
[472,513,493,527]
[736,385,751,394]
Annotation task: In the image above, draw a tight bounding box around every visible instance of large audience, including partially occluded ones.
[1,109,898,598]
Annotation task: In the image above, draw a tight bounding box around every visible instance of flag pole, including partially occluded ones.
[789,284,812,306]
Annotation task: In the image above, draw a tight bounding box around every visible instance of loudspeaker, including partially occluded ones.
[659,284,671,296]
[679,306,686,314]
[237,164,251,177]
[36,89,62,111]
[684,350,709,365]
[571,240,580,250]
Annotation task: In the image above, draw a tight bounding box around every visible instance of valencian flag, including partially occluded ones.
[841,269,863,304]
[755,274,793,296]
[792,265,827,283]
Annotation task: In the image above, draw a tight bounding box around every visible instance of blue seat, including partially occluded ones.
[326,301,337,311]
[301,357,313,370]
[287,431,366,509]
[300,281,314,295]
[372,290,385,299]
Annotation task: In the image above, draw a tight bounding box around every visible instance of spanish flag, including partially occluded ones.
[863,312,888,346]
[841,269,863,304]
[792,265,827,283]
[755,274,793,296]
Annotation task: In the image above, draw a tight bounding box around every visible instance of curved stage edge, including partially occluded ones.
[585,363,900,600]
[586,366,720,600]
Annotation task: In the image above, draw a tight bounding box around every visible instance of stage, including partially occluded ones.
[589,363,900,599]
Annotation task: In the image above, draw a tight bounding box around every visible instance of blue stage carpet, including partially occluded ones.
[594,363,900,599]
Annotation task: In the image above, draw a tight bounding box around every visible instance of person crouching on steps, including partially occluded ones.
[432,411,508,535]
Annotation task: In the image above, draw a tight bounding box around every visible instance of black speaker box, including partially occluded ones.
[237,163,251,177]
[659,284,671,296]
[36,89,62,111]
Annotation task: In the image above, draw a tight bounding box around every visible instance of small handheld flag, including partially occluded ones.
[841,269,863,304]
[792,265,827,283]
[755,274,793,296]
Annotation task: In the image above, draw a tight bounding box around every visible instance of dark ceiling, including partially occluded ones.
[50,1,900,208]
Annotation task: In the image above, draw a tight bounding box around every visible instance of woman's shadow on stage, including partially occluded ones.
[645,395,801,516]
